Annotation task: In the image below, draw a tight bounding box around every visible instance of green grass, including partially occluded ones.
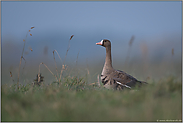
[1,75,182,122]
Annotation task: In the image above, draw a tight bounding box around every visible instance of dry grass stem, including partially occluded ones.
[125,35,135,68]
[129,35,135,47]
[17,26,34,89]
[88,83,95,85]
[59,35,74,81]
[39,62,58,81]
[60,65,65,81]
[52,49,63,82]
[22,56,26,70]
[39,62,43,74]
[9,71,14,82]
[97,74,100,87]
[53,51,59,81]
[53,50,63,64]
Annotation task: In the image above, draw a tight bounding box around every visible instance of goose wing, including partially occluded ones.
[112,70,142,88]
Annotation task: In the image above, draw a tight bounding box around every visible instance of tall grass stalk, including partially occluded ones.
[53,50,60,81]
[9,71,14,83]
[39,62,58,81]
[17,26,34,89]
[124,35,134,69]
[97,74,101,87]
[59,35,74,82]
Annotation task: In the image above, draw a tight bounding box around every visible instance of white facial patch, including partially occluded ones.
[100,40,104,45]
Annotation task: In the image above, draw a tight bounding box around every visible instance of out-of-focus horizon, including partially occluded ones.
[1,1,182,84]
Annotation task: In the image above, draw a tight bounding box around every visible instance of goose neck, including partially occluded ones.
[104,46,113,69]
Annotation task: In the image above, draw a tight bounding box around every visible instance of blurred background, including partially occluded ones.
[1,1,182,85]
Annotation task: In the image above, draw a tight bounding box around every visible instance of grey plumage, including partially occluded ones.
[96,39,147,90]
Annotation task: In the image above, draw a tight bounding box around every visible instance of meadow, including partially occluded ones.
[1,75,182,122]
[1,27,182,122]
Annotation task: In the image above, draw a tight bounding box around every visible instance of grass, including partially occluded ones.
[1,75,182,122]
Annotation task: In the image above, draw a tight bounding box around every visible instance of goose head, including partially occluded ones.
[96,39,111,48]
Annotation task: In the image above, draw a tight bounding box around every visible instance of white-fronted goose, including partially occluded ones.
[96,39,147,90]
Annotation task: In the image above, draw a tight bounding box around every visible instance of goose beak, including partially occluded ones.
[96,42,102,45]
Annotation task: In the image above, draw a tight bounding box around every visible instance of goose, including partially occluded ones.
[96,39,147,90]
